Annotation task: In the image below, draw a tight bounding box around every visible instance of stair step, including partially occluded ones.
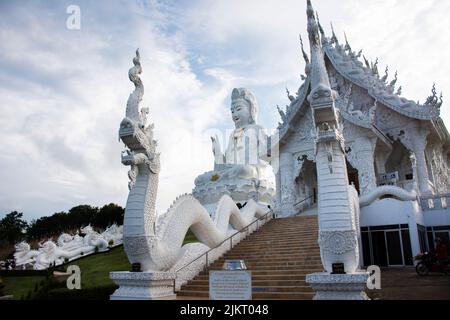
[176,215,321,300]
[186,279,308,286]
[206,265,321,271]
[200,269,321,276]
[177,290,314,300]
[222,253,320,260]
[180,285,314,293]
[195,274,316,281]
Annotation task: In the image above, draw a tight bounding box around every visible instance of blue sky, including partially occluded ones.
[0,0,449,221]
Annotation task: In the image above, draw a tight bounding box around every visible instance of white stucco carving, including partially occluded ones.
[118,51,272,275]
[359,185,417,208]
[13,225,123,270]
[302,0,362,276]
[193,88,275,206]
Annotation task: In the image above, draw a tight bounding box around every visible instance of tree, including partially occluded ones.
[68,205,98,228]
[0,211,28,244]
[93,204,124,229]
[0,277,5,296]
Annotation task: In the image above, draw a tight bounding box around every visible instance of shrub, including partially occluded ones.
[108,239,114,247]
[80,251,84,256]
[94,246,99,253]
[44,285,117,300]
[0,277,4,296]
[64,257,69,263]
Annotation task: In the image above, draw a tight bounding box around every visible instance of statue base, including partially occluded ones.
[193,177,275,208]
[306,272,369,300]
[110,271,176,300]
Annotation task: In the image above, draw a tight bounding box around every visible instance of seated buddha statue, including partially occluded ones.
[193,88,275,206]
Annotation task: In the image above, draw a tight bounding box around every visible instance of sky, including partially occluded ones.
[0,0,449,222]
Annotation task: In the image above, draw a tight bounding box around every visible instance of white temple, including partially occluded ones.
[275,1,450,268]
[110,0,450,300]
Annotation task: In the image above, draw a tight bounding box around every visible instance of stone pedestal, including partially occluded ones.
[306,272,369,300]
[110,271,176,300]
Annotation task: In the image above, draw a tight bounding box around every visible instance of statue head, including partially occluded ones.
[15,242,30,252]
[231,88,258,129]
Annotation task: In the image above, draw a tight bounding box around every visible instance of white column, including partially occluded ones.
[408,219,421,262]
[374,151,388,176]
[279,152,296,216]
[346,137,377,196]
[354,137,377,196]
[399,128,433,196]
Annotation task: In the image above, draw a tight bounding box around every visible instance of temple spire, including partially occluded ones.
[299,35,310,65]
[344,32,352,53]
[306,0,334,107]
[307,0,321,48]
[316,11,325,38]
[330,22,338,45]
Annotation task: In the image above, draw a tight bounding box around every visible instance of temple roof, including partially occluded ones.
[323,40,442,121]
[276,0,447,145]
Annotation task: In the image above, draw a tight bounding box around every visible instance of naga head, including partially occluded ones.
[15,241,30,253]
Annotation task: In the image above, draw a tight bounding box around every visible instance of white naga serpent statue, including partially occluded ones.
[119,50,270,272]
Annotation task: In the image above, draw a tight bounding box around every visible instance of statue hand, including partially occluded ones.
[211,135,220,155]
[211,135,224,164]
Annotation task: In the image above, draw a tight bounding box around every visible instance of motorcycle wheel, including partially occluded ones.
[416,262,429,276]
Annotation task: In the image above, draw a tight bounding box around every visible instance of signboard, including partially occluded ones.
[331,263,346,274]
[378,171,399,186]
[209,271,252,300]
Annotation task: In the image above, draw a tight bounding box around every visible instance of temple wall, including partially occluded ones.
[360,198,422,257]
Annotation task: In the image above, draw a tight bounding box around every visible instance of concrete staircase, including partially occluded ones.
[176,215,323,300]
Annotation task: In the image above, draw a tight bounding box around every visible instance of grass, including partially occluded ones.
[74,245,131,288]
[2,276,46,299]
[2,230,199,299]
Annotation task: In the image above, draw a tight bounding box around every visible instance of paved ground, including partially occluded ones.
[367,267,450,300]
[178,268,450,300]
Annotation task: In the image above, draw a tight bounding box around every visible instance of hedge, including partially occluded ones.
[36,285,118,300]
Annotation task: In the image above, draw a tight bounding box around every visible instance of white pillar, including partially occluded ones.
[398,128,433,196]
[279,152,296,216]
[353,137,377,195]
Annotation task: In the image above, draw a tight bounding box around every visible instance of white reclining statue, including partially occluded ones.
[13,242,40,268]
[13,225,121,270]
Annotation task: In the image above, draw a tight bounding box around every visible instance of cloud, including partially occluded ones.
[0,0,448,222]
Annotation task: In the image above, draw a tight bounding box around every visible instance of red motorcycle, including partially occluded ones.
[415,252,450,276]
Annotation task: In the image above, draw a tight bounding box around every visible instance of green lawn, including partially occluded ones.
[2,231,199,299]
[2,246,129,298]
[2,276,46,299]
[75,245,131,288]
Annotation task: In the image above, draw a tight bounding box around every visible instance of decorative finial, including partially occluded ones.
[371,58,379,77]
[356,49,362,59]
[389,71,398,87]
[363,55,370,69]
[277,105,287,123]
[286,88,295,102]
[344,32,352,52]
[396,86,402,96]
[125,48,144,122]
[330,22,338,45]
[306,0,320,47]
[299,34,310,64]
[316,11,325,38]
[381,66,389,83]
[424,83,443,110]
